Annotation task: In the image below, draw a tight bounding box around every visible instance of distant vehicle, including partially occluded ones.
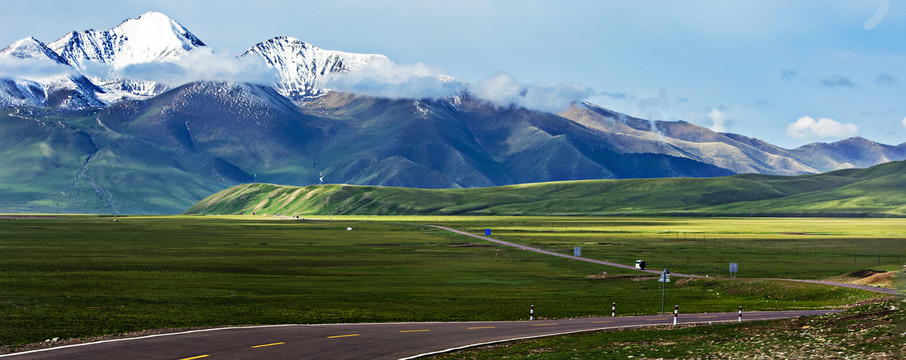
[635,260,646,270]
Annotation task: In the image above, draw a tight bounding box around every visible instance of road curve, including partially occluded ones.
[432,226,898,295]
[1,310,836,360]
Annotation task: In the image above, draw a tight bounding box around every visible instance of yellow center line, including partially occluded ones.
[179,356,210,360]
[650,318,669,321]
[327,334,360,339]
[592,320,615,324]
[467,326,496,329]
[251,342,286,348]
[399,329,431,333]
[531,323,558,326]
[697,316,718,318]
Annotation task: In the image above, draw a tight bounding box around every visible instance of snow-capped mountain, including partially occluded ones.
[1,12,386,106]
[48,11,206,101]
[0,37,105,108]
[239,36,389,99]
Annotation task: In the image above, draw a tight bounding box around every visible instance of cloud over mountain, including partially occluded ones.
[469,72,594,113]
[118,49,278,86]
[0,55,74,79]
[327,66,594,113]
[787,116,858,139]
[323,57,464,100]
[707,108,728,132]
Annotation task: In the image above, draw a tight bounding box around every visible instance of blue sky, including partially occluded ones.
[2,0,904,148]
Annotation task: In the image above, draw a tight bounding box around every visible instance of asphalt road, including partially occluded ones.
[2,310,837,360]
[433,226,899,295]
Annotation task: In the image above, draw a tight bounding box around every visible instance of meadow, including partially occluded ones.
[430,216,906,278]
[0,215,895,348]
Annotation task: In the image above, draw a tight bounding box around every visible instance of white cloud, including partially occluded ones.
[786,116,858,139]
[707,108,727,132]
[469,72,524,107]
[0,56,75,79]
[118,49,278,85]
[329,67,593,113]
[469,72,593,113]
[324,57,464,100]
[901,116,906,128]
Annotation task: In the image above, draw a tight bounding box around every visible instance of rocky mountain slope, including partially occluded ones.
[239,36,387,99]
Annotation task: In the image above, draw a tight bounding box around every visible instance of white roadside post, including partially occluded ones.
[738,305,742,322]
[673,305,678,326]
[530,304,534,321]
[612,302,616,317]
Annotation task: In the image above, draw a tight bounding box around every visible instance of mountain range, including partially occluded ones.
[1,12,904,214]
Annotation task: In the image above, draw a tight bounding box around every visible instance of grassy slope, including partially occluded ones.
[185,160,906,216]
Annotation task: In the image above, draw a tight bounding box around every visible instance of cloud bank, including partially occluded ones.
[324,57,464,100]
[469,72,595,113]
[786,116,858,139]
[118,49,278,85]
[0,56,74,79]
[326,62,595,113]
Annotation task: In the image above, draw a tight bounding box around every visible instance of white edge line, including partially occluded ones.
[398,324,654,360]
[0,325,291,358]
[0,320,546,358]
[398,313,837,360]
[0,311,838,358]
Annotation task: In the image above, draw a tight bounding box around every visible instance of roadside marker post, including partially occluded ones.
[673,305,678,326]
[612,302,616,317]
[738,306,742,322]
[530,305,534,320]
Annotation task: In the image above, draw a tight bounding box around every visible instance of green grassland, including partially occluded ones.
[0,216,892,348]
[184,160,906,217]
[434,216,906,279]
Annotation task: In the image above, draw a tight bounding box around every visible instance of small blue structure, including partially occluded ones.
[485,229,491,236]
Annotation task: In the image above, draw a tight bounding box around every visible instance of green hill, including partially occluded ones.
[184,160,906,216]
